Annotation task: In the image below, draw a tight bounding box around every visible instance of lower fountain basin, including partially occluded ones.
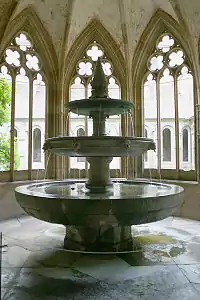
[15,180,184,226]
[43,136,156,157]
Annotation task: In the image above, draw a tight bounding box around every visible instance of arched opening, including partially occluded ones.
[0,32,46,179]
[183,128,189,162]
[68,41,121,173]
[33,128,41,163]
[163,128,171,162]
[77,128,85,136]
[141,31,195,179]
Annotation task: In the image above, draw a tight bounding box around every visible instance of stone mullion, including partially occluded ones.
[194,93,200,182]
[67,78,74,179]
[84,79,88,175]
[55,110,61,179]
[28,75,33,179]
[174,72,180,177]
[10,72,16,181]
[120,78,127,179]
[156,75,161,173]
[58,78,66,180]
[180,67,197,180]
[65,109,70,179]
[127,60,135,180]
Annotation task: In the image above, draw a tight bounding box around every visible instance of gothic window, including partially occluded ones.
[143,33,195,178]
[183,128,189,162]
[0,33,46,179]
[69,41,121,171]
[77,128,85,136]
[33,128,41,163]
[163,128,171,161]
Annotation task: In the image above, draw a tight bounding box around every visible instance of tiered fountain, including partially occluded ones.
[15,59,184,252]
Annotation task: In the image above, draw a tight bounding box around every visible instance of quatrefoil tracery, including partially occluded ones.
[1,33,44,84]
[147,34,186,74]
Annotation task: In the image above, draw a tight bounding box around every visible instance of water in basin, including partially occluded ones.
[28,180,179,200]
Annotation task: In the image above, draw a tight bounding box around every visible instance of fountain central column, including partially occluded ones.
[86,157,113,190]
[64,58,133,251]
[86,111,113,191]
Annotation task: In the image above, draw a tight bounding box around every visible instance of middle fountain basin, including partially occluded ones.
[15,180,184,226]
[43,136,156,157]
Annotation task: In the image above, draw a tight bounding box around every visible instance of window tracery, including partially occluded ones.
[0,32,46,179]
[143,33,195,177]
[69,41,121,171]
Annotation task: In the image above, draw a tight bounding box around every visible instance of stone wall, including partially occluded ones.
[0,182,28,221]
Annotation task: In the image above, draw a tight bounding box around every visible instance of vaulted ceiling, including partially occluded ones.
[1,0,200,62]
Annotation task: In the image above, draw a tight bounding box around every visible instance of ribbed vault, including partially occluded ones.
[1,0,197,63]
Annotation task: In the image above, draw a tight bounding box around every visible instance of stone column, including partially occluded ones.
[86,110,113,191]
[86,157,113,191]
[92,111,106,136]
[64,224,133,252]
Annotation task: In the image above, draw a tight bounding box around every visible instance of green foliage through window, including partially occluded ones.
[0,78,20,171]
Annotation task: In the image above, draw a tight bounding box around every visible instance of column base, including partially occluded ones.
[64,225,135,252]
[85,181,113,193]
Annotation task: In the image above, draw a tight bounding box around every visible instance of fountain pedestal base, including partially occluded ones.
[64,225,134,252]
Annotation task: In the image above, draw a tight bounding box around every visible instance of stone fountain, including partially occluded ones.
[15,58,184,252]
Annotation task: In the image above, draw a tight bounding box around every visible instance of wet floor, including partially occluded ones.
[1,216,200,299]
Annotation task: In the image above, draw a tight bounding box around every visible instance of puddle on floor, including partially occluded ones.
[169,246,186,257]
[122,234,187,265]
[135,234,176,245]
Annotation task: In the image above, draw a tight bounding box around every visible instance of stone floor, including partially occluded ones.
[1,216,200,299]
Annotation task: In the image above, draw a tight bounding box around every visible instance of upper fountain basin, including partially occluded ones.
[43,136,156,157]
[66,98,134,117]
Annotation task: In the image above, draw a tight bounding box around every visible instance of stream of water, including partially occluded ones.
[44,152,51,180]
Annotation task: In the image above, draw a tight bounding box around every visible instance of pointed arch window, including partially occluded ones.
[162,128,171,162]
[68,41,121,172]
[0,33,46,180]
[77,128,85,136]
[143,33,195,179]
[182,128,189,162]
[33,128,41,163]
